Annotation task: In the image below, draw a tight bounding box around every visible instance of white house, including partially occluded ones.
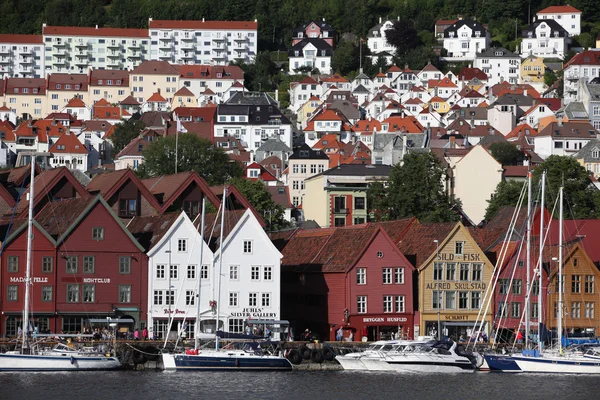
[473,47,521,86]
[536,5,581,37]
[289,76,322,113]
[48,131,89,171]
[521,19,569,59]
[147,208,283,340]
[0,34,44,79]
[367,18,397,63]
[288,38,333,75]
[563,50,600,105]
[442,20,490,61]
[62,97,91,121]
[533,121,597,159]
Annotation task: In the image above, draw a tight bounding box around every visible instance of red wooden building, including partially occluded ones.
[281,223,416,341]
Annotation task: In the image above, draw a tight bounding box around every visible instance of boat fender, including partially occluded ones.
[70,356,76,365]
[287,349,302,365]
[474,352,484,368]
[322,347,335,361]
[310,349,324,364]
[235,358,240,367]
[298,345,311,360]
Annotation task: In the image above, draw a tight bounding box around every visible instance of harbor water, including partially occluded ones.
[0,370,597,399]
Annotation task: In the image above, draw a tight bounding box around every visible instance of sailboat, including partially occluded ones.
[161,188,292,371]
[485,180,600,373]
[0,158,121,371]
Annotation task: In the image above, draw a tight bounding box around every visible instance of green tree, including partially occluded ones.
[228,178,287,231]
[367,181,390,222]
[387,152,460,222]
[142,134,243,185]
[532,155,597,219]
[488,142,521,166]
[111,118,146,154]
[331,39,359,76]
[385,20,421,57]
[484,180,526,221]
[544,70,557,88]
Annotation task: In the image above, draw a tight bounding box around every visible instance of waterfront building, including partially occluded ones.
[0,34,44,79]
[42,24,148,74]
[148,19,257,66]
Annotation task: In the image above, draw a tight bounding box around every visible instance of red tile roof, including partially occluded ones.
[174,87,195,97]
[89,69,129,86]
[178,65,244,80]
[537,5,580,14]
[564,50,600,68]
[49,132,87,154]
[374,218,418,242]
[65,97,86,108]
[43,25,148,38]
[353,119,382,133]
[147,92,167,102]
[47,74,88,91]
[14,120,67,143]
[381,116,423,133]
[312,109,343,121]
[0,120,16,141]
[397,221,457,267]
[0,34,42,44]
[132,60,180,75]
[149,20,257,30]
[35,197,97,238]
[457,67,488,82]
[505,124,537,140]
[6,78,46,95]
[322,74,348,83]
[141,171,221,211]
[503,165,529,178]
[93,106,129,120]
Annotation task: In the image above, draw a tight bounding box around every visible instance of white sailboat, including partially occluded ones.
[486,182,600,373]
[162,188,292,371]
[0,158,121,371]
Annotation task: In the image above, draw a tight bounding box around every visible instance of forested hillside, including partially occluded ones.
[2,0,599,51]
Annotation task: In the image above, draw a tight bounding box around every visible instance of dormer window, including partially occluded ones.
[475,31,481,37]
[593,149,600,158]
[494,51,503,56]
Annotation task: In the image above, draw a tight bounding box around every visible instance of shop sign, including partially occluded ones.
[83,278,111,284]
[444,315,469,321]
[437,253,481,261]
[10,277,48,283]
[163,309,185,314]
[425,282,486,290]
[362,316,408,323]
[230,307,278,319]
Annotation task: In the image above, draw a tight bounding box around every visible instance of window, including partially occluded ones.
[229,292,238,307]
[42,286,53,302]
[433,262,443,280]
[243,240,253,254]
[446,263,456,280]
[119,285,132,303]
[532,280,540,295]
[460,263,469,281]
[432,291,442,309]
[334,197,346,213]
[357,296,367,313]
[156,264,165,279]
[472,264,482,281]
[7,285,18,301]
[249,293,257,306]
[383,295,393,313]
[83,256,95,273]
[458,291,469,309]
[357,268,366,284]
[263,265,273,281]
[261,293,271,307]
[585,275,595,293]
[383,268,392,284]
[187,265,196,279]
[510,302,521,318]
[185,290,195,306]
[531,303,539,319]
[585,302,595,319]
[7,256,19,272]
[455,241,464,255]
[466,290,480,312]
[512,279,522,295]
[66,256,78,273]
[154,290,163,305]
[201,265,208,279]
[395,268,404,284]
[229,318,244,333]
[251,266,260,280]
[83,285,95,303]
[119,199,137,217]
[555,275,565,294]
[572,275,581,293]
[119,256,131,274]
[170,264,178,279]
[229,265,239,280]
[67,284,79,302]
[92,227,104,240]
[165,290,175,305]
[498,301,508,318]
[354,197,365,210]
[395,296,405,313]
[572,301,581,318]
[446,291,456,309]
[178,239,187,252]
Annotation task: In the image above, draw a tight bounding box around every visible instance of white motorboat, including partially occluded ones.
[383,341,480,373]
[336,340,397,370]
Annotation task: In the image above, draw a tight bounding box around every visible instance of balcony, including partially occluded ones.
[179,41,194,50]
[53,58,67,65]
[74,58,89,66]
[0,47,11,54]
[180,34,195,42]
[53,41,68,48]
[0,57,11,64]
[127,42,141,49]
[107,42,121,49]
[75,41,88,48]
[54,50,68,57]
[127,52,141,59]
[159,41,173,50]
[212,53,227,60]
[180,52,194,60]
[159,35,173,42]
[158,53,172,60]
[212,36,226,43]
[107,59,121,68]
[233,36,247,42]
[19,58,33,64]
[107,52,120,59]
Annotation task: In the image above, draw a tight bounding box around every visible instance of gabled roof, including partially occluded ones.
[288,38,334,57]
[65,97,86,108]
[443,20,487,38]
[209,183,265,227]
[86,168,162,212]
[120,95,141,106]
[505,124,537,140]
[149,20,257,30]
[537,121,598,138]
[458,67,488,82]
[322,74,348,83]
[428,77,457,88]
[132,60,180,75]
[147,92,167,102]
[381,116,423,133]
[126,212,180,251]
[49,132,87,154]
[537,5,581,14]
[141,171,221,212]
[522,19,568,38]
[13,120,67,143]
[174,87,195,97]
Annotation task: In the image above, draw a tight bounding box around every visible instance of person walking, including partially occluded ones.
[336,327,343,341]
[134,329,140,341]
[142,327,148,341]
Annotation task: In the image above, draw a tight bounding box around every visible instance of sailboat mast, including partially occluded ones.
[215,186,227,351]
[525,172,532,348]
[195,198,206,350]
[22,157,35,351]
[538,171,545,352]
[558,186,564,355]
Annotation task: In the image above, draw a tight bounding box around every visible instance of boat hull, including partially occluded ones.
[386,359,475,373]
[0,353,121,371]
[485,354,600,374]
[336,356,367,370]
[162,353,293,371]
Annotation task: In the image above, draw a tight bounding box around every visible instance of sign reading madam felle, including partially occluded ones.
[230,308,278,319]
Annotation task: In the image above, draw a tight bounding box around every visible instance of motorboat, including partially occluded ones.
[383,340,481,373]
[336,340,399,370]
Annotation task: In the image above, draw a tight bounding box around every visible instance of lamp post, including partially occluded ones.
[434,239,440,340]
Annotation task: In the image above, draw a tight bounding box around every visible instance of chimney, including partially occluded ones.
[449,134,456,144]
[379,17,382,24]
[275,89,279,103]
[558,119,563,127]
[202,17,205,23]
[489,127,494,135]
[95,25,98,29]
[402,134,407,155]
[524,89,528,97]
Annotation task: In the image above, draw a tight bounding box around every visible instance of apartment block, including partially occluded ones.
[148,19,257,65]
[0,34,44,79]
[42,24,149,74]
